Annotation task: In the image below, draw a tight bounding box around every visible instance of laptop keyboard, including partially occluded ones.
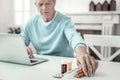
[30,57,48,64]
[30,60,37,63]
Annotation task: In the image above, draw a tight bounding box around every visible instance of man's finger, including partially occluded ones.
[95,60,98,71]
[26,47,34,58]
[85,56,92,77]
[29,48,34,58]
[79,57,88,76]
[90,57,96,74]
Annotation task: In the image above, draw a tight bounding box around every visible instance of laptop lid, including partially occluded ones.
[0,33,48,65]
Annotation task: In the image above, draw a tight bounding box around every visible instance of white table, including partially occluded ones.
[0,55,120,80]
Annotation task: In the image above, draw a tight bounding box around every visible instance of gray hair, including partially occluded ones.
[35,0,56,3]
[53,0,56,3]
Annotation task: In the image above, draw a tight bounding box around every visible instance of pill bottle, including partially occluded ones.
[67,60,72,72]
[61,60,67,74]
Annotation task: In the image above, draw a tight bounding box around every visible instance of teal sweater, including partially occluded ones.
[21,12,86,57]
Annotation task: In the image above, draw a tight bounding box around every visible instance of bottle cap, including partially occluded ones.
[61,60,67,64]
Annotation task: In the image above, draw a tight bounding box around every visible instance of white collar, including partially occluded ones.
[42,11,57,26]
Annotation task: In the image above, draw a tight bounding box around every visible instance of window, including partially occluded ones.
[14,0,30,26]
[56,0,89,13]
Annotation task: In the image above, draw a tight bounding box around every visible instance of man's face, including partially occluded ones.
[35,0,55,20]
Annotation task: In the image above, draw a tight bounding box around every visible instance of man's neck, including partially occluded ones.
[43,11,56,22]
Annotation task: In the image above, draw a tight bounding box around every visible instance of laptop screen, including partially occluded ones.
[0,33,32,65]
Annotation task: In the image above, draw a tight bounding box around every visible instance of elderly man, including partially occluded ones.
[21,0,98,77]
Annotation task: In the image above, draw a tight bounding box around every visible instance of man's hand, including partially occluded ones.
[76,46,98,77]
[26,47,34,58]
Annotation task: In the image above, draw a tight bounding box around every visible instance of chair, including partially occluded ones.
[84,34,120,61]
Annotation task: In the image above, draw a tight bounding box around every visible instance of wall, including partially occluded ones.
[0,0,14,33]
[30,0,38,16]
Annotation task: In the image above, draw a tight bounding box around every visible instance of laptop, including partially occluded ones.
[0,33,48,65]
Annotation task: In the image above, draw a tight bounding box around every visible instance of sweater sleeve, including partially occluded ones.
[64,19,87,51]
[21,21,31,46]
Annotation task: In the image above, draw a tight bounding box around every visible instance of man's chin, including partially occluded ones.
[43,15,51,18]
